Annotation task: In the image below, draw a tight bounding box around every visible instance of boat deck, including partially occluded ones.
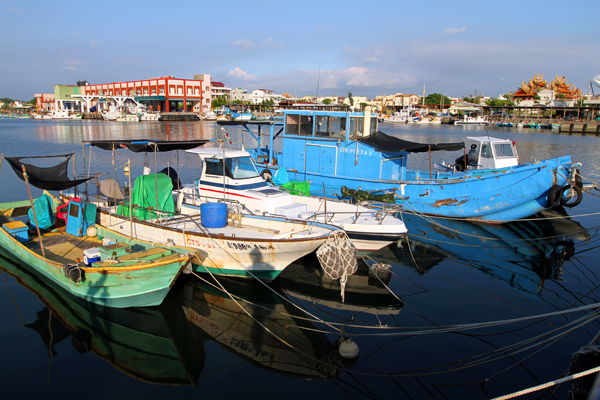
[24,227,101,264]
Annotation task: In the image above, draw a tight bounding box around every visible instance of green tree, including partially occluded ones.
[424,93,451,105]
[211,96,229,108]
[348,91,354,106]
[322,98,332,105]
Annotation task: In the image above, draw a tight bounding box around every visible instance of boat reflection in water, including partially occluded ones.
[374,208,590,297]
[177,274,343,380]
[177,264,404,381]
[0,249,205,386]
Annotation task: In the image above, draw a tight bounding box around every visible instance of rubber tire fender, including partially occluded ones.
[560,184,583,208]
[260,168,273,183]
[547,184,562,208]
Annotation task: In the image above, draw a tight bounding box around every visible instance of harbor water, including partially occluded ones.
[1,118,600,399]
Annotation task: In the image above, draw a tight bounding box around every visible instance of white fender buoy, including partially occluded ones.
[86,225,98,237]
[339,338,359,359]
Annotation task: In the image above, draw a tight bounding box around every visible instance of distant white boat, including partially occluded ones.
[454,115,489,126]
[33,110,82,120]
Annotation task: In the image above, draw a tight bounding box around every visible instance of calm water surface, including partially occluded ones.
[1,119,600,399]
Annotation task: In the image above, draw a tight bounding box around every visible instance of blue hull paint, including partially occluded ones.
[237,109,576,223]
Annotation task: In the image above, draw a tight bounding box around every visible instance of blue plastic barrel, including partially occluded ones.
[200,202,228,228]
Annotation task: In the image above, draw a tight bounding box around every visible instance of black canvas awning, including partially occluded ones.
[5,154,93,191]
[85,139,210,153]
[359,131,464,153]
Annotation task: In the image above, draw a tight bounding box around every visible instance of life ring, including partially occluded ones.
[560,184,583,208]
[547,185,562,208]
[260,168,273,183]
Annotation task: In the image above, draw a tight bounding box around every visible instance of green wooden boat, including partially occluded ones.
[0,198,197,308]
[0,248,205,385]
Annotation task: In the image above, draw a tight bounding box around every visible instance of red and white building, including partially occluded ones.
[79,74,213,113]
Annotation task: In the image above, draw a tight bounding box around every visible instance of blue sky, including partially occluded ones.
[2,0,599,101]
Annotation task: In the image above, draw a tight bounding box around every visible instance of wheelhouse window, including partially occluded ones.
[493,143,515,158]
[349,117,364,139]
[204,157,260,179]
[315,116,346,138]
[481,144,492,158]
[228,157,260,179]
[286,114,313,136]
[205,158,225,176]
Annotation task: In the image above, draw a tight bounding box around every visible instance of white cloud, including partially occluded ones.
[232,40,255,50]
[364,56,381,62]
[262,38,283,48]
[228,67,258,81]
[90,40,101,47]
[10,8,20,12]
[443,26,467,35]
[62,66,79,71]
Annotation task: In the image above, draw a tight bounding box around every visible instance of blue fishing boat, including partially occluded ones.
[226,108,583,223]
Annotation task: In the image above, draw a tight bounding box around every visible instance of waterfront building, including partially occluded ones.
[343,95,367,111]
[250,89,284,104]
[79,75,213,113]
[34,93,55,112]
[230,88,250,103]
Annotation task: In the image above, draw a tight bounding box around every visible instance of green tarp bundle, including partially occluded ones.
[118,173,175,220]
[280,181,311,197]
[341,186,396,203]
[28,194,54,229]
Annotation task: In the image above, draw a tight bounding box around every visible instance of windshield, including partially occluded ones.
[493,143,515,158]
[227,156,260,179]
[205,156,260,179]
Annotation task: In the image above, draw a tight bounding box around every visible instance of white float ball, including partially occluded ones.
[87,225,98,237]
[339,338,359,359]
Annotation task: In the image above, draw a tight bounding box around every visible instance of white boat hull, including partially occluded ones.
[98,208,335,280]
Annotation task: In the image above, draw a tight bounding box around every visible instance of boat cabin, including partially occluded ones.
[463,136,519,170]
[184,148,296,214]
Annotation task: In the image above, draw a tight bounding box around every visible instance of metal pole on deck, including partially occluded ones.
[0,153,3,174]
[322,182,327,223]
[428,146,432,180]
[71,152,76,197]
[22,165,45,257]
[81,142,88,200]
[128,159,133,238]
[154,146,158,213]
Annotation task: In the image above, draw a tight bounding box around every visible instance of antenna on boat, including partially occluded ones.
[314,64,321,111]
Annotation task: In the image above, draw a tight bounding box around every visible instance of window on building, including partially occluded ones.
[170,87,174,94]
[195,88,199,95]
[178,87,182,94]
[144,88,148,95]
[136,89,141,95]
[159,87,164,94]
[152,88,156,94]
[115,90,120,95]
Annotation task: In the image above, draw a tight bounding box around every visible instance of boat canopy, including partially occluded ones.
[5,154,93,191]
[85,139,209,152]
[358,131,464,153]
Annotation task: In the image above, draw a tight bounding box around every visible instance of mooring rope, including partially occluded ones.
[491,365,600,400]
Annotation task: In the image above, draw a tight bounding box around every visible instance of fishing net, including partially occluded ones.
[316,231,358,302]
